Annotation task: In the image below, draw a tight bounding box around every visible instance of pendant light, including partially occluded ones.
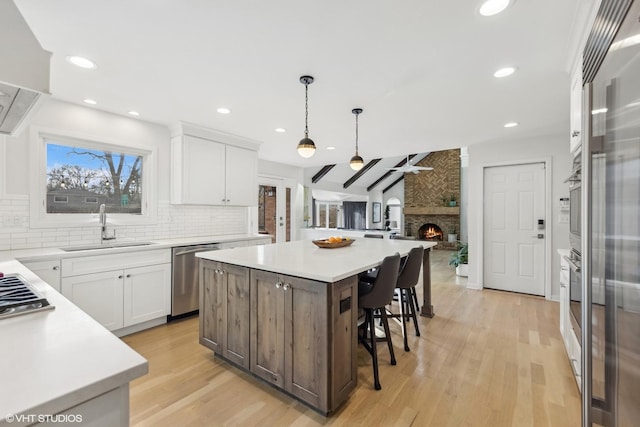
[349,108,364,170]
[297,75,316,158]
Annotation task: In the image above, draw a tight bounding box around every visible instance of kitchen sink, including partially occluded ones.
[61,242,156,252]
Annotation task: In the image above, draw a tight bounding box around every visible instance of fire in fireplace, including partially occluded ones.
[417,223,444,241]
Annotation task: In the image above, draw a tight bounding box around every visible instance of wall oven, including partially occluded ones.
[565,250,582,344]
[567,151,582,253]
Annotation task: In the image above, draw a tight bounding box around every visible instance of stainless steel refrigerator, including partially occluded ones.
[583,1,640,425]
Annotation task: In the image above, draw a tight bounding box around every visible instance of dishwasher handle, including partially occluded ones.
[173,245,220,256]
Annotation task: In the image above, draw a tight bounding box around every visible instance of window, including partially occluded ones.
[315,202,340,228]
[30,127,157,228]
[46,142,142,214]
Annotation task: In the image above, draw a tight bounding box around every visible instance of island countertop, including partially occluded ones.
[196,238,436,283]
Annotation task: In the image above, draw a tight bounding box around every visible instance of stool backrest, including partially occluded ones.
[364,234,384,239]
[359,253,401,309]
[397,246,424,289]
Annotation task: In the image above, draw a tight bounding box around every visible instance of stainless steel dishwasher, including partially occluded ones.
[171,243,220,318]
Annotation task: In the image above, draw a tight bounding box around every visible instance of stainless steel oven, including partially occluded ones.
[567,152,582,253]
[565,250,582,344]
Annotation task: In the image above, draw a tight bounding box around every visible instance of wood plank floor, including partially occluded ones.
[123,250,581,426]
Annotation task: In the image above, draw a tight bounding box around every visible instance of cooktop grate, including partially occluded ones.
[0,274,53,318]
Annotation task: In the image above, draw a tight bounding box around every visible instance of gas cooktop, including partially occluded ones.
[0,274,54,319]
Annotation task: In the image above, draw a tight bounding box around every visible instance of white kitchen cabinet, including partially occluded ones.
[20,259,61,292]
[62,270,124,331]
[570,61,582,153]
[123,263,171,326]
[559,251,581,390]
[62,250,171,333]
[170,123,259,206]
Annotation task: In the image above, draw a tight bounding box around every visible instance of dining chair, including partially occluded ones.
[358,252,401,390]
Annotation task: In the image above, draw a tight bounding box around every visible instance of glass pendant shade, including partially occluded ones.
[297,137,316,158]
[350,154,364,170]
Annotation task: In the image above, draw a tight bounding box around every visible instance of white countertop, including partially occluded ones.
[196,238,437,282]
[1,234,271,263]
[0,260,148,423]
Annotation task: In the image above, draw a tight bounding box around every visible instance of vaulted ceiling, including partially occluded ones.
[14,0,594,169]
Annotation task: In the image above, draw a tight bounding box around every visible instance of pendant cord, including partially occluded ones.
[355,112,359,155]
[304,83,309,137]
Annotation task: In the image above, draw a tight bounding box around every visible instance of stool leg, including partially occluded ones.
[368,309,381,390]
[379,308,396,365]
[400,289,410,351]
[409,287,421,337]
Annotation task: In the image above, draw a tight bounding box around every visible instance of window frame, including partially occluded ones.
[29,126,157,228]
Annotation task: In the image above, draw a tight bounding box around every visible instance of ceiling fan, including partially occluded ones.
[387,155,433,174]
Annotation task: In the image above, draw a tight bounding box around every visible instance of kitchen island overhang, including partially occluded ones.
[196,238,436,414]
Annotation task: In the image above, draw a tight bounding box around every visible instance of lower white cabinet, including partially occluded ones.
[61,250,171,333]
[559,251,581,390]
[20,259,61,292]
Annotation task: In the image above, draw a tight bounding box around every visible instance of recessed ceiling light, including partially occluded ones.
[83,99,97,105]
[275,128,287,133]
[326,146,336,150]
[66,56,97,69]
[216,107,231,114]
[479,0,511,16]
[504,122,519,128]
[494,67,516,78]
[128,111,140,116]
[0,91,7,97]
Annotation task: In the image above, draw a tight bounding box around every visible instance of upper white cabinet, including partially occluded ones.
[171,122,260,206]
[570,60,583,153]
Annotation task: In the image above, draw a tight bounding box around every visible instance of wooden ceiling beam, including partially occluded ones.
[366,153,417,191]
[311,164,336,184]
[343,158,381,189]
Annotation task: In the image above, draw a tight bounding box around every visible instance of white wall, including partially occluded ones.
[467,134,572,300]
[0,98,251,251]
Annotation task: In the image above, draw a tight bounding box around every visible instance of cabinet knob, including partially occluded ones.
[275,282,282,289]
[118,275,123,279]
[126,274,131,278]
[283,283,290,291]
[52,266,59,271]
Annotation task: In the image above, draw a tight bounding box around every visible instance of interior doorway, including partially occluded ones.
[483,162,546,296]
[258,179,291,243]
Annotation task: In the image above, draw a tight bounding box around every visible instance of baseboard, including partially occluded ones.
[113,317,167,337]
[466,281,482,290]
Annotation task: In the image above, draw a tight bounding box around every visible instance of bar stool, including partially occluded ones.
[387,246,423,351]
[358,253,401,390]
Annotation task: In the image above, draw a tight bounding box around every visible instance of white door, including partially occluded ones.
[258,178,293,243]
[483,163,546,295]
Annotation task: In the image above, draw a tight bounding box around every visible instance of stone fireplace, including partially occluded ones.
[403,149,460,250]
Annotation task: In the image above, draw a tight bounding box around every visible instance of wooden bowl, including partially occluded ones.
[312,238,355,249]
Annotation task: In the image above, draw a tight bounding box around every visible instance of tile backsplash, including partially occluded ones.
[0,196,248,251]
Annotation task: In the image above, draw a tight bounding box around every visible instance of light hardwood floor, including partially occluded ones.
[123,250,581,426]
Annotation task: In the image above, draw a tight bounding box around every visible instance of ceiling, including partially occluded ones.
[14,0,593,170]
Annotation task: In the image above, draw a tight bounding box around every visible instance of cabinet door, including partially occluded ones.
[283,275,328,409]
[179,135,226,205]
[62,271,124,331]
[21,260,61,292]
[222,263,251,369]
[225,145,257,206]
[200,260,225,352]
[123,263,171,327]
[250,269,286,387]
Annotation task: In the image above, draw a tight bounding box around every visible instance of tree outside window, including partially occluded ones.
[46,142,143,214]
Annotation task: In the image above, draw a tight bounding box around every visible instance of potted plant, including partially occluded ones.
[449,194,457,207]
[447,226,458,242]
[449,242,468,277]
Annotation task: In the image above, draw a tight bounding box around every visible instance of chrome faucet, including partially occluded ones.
[99,204,116,243]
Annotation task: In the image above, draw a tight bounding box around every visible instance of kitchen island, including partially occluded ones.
[196,238,436,414]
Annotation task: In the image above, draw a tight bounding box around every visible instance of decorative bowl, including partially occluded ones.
[312,238,355,249]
